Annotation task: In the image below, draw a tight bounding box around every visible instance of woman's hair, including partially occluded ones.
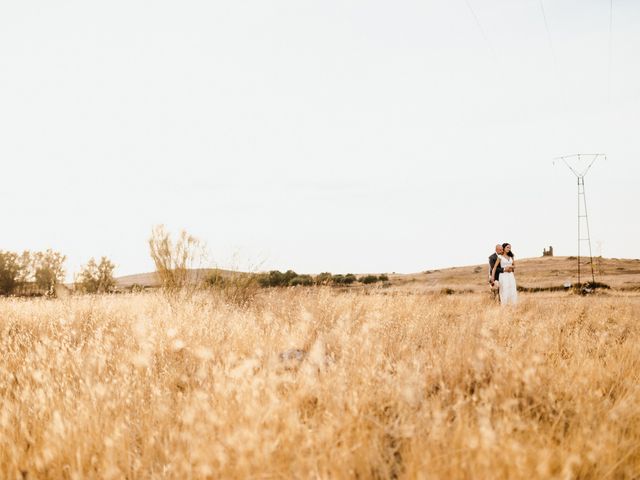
[502,243,514,257]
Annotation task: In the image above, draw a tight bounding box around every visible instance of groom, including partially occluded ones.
[488,244,504,298]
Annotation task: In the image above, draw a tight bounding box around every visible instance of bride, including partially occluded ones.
[491,243,518,305]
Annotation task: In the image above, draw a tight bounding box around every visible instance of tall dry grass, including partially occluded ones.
[1,290,639,479]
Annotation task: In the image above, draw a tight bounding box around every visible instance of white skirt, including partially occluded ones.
[499,272,518,305]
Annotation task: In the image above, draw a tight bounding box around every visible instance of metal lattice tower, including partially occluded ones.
[554,153,605,286]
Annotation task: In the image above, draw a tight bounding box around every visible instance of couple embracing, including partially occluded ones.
[488,243,518,305]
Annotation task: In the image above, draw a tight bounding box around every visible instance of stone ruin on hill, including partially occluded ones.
[543,246,554,257]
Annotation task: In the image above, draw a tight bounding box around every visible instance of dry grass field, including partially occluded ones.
[1,288,639,479]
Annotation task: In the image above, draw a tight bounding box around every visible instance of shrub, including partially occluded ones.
[129,283,145,293]
[290,275,314,287]
[256,270,360,288]
[283,270,299,285]
[314,272,333,285]
[206,270,260,307]
[378,274,389,282]
[572,281,611,295]
[332,274,356,285]
[258,271,286,288]
[205,270,226,288]
[148,225,206,294]
[359,275,379,285]
[257,270,301,288]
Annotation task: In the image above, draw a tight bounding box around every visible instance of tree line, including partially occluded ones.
[0,250,115,296]
[251,270,389,288]
[1,226,391,297]
[148,225,391,293]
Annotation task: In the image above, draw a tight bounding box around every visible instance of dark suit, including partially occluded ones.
[488,253,503,282]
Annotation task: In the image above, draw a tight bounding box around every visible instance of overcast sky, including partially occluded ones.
[1,0,639,277]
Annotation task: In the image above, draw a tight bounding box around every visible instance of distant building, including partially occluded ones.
[543,246,554,257]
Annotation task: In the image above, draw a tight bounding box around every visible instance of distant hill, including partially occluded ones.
[115,257,640,292]
[388,256,640,292]
[115,268,235,288]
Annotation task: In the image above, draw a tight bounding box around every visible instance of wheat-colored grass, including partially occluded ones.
[1,290,639,479]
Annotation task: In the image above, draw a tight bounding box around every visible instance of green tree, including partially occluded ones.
[34,249,66,292]
[0,251,20,295]
[76,257,116,293]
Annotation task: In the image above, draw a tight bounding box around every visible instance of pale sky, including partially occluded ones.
[1,1,639,278]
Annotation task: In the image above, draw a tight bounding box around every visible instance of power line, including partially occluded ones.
[463,0,495,59]
[608,0,613,102]
[538,0,558,74]
[538,0,566,103]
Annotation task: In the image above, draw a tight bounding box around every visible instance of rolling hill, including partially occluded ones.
[115,257,640,292]
[387,256,640,292]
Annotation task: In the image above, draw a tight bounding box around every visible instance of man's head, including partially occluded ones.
[495,244,503,254]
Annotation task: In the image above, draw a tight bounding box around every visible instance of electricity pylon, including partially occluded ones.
[554,153,605,286]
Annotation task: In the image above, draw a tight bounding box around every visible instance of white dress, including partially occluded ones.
[498,255,518,305]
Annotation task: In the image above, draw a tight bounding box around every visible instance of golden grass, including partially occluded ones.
[1,290,639,479]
